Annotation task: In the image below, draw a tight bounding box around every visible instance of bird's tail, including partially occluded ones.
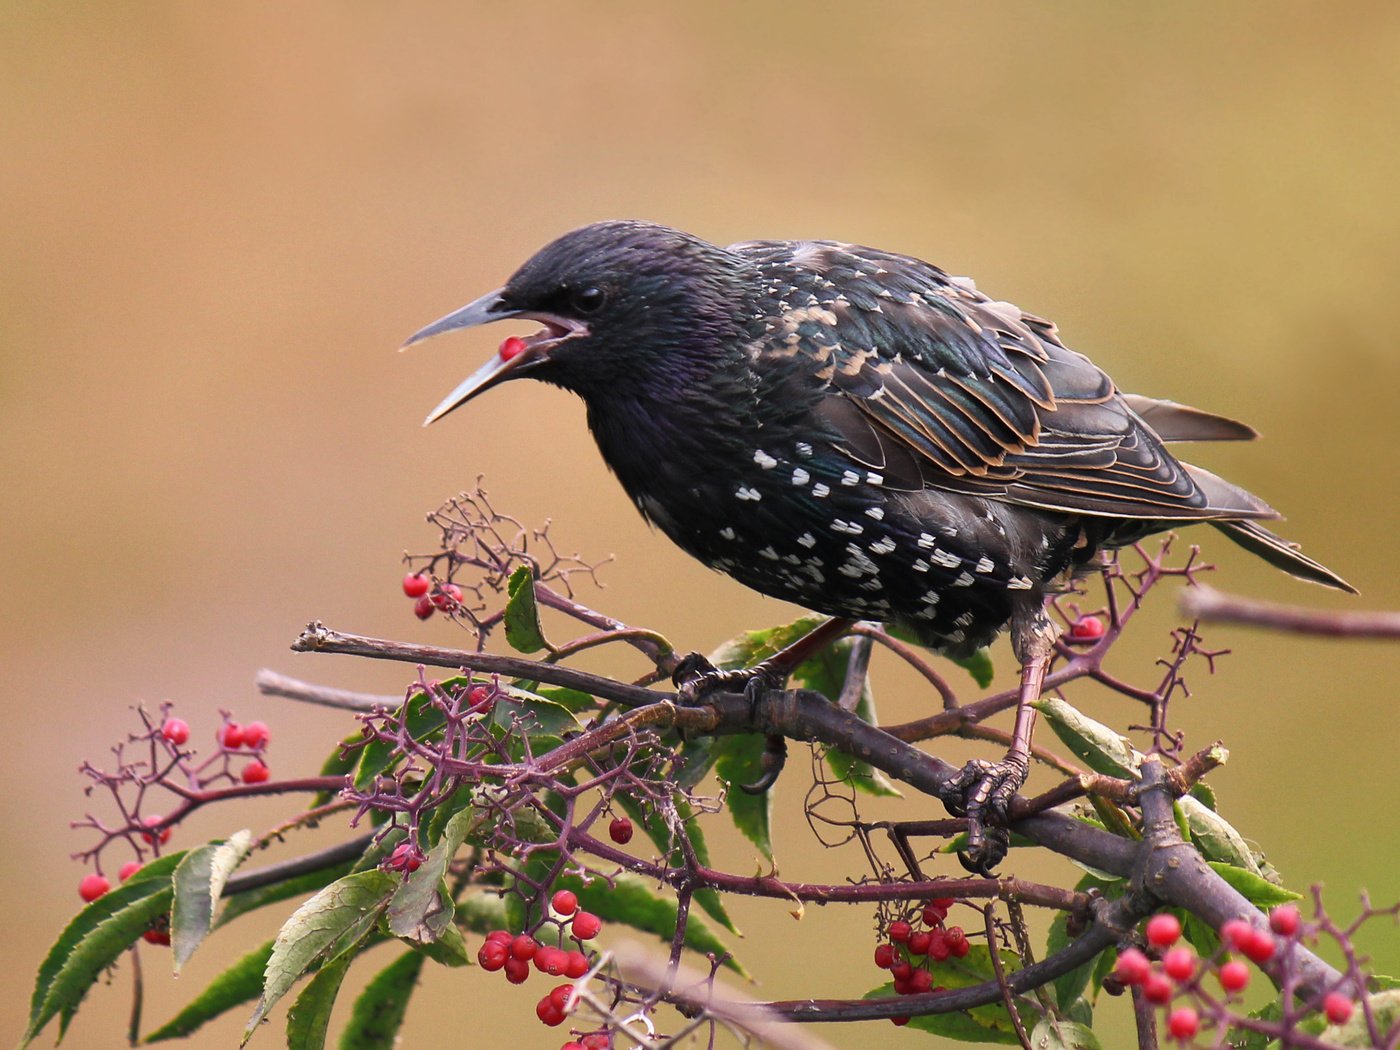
[1210,520,1357,594]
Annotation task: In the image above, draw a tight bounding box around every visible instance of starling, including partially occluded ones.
[405,220,1352,870]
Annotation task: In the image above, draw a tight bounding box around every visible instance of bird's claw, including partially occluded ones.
[941,756,1029,874]
[672,653,786,711]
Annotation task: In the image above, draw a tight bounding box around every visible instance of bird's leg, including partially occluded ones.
[672,617,853,794]
[671,616,855,706]
[942,604,1057,874]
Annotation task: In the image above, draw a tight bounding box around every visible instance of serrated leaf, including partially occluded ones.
[22,851,183,1047]
[504,565,551,653]
[172,830,255,973]
[1030,1017,1104,1049]
[565,873,746,978]
[1179,794,1260,874]
[338,951,423,1050]
[489,687,582,738]
[1189,779,1217,810]
[1035,697,1142,778]
[1206,862,1302,907]
[285,949,354,1050]
[388,806,475,943]
[245,870,398,1042]
[146,939,274,1042]
[218,860,358,929]
[791,639,900,797]
[712,733,773,860]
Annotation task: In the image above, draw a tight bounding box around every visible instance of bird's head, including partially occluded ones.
[405,220,750,425]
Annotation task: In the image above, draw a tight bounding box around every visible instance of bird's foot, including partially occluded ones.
[940,756,1029,874]
[672,654,789,793]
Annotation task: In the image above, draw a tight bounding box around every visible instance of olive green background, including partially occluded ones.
[3,4,1398,1048]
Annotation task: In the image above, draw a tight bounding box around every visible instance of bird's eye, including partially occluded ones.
[571,286,607,314]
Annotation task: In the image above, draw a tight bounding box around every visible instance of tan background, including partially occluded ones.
[4,4,1398,1048]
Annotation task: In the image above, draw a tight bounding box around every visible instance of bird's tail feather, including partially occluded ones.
[1210,520,1357,594]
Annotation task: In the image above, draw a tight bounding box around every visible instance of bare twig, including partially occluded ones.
[1181,585,1398,639]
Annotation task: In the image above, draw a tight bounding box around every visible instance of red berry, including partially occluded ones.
[141,815,172,845]
[544,948,571,976]
[467,685,493,712]
[511,934,539,961]
[923,898,952,925]
[242,721,270,748]
[1068,616,1106,643]
[433,583,464,610]
[221,723,245,749]
[241,759,271,784]
[533,946,562,974]
[564,950,590,978]
[504,956,531,984]
[414,595,435,620]
[874,943,895,969]
[118,860,142,881]
[1323,991,1354,1025]
[1163,946,1196,982]
[402,573,430,598]
[890,962,912,982]
[1143,970,1175,1004]
[928,928,952,962]
[609,817,634,844]
[499,335,529,361]
[535,998,565,1026]
[909,968,933,993]
[478,940,509,971]
[79,873,110,902]
[1218,960,1250,993]
[1242,929,1276,964]
[563,1044,586,1050]
[890,1015,910,1027]
[1270,904,1301,938]
[888,920,912,943]
[580,1035,609,1050]
[1114,948,1152,986]
[1221,918,1255,951]
[143,928,171,946]
[161,718,190,745]
[945,926,969,957]
[571,911,601,940]
[1167,1006,1199,1040]
[388,843,422,873]
[552,889,579,916]
[908,931,930,956]
[486,929,513,945]
[548,984,572,1010]
[1146,913,1182,948]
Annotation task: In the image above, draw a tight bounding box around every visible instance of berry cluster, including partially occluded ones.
[872,898,969,1025]
[401,572,464,621]
[1111,908,1354,1043]
[475,894,610,1046]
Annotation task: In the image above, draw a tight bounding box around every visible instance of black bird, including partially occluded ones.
[405,220,1352,870]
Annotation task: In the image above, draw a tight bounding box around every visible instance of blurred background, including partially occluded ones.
[4,4,1398,1047]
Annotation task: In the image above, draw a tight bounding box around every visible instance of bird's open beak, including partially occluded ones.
[403,288,586,426]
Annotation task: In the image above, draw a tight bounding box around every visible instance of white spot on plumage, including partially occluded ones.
[812,483,831,498]
[735,486,762,501]
[946,629,967,645]
[952,571,975,587]
[919,589,940,606]
[719,527,736,541]
[759,546,780,560]
[866,506,884,521]
[1008,575,1034,590]
[753,449,778,470]
[797,532,817,548]
[930,548,961,569]
[795,442,813,458]
[831,518,863,535]
[912,559,930,573]
[866,472,884,486]
[841,470,861,486]
[917,532,937,549]
[975,556,995,574]
[954,611,976,627]
[791,467,810,486]
[868,536,897,555]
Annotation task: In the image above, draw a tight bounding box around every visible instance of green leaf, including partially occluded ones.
[338,951,424,1050]
[146,939,274,1042]
[1035,697,1142,778]
[403,921,471,967]
[949,647,995,688]
[218,860,358,929]
[712,733,773,860]
[1030,1017,1104,1049]
[1326,988,1400,1046]
[388,805,476,943]
[565,873,745,978]
[709,616,827,669]
[245,871,398,1042]
[1047,911,1094,1011]
[172,831,255,973]
[285,949,355,1050]
[454,892,512,935]
[614,792,738,935]
[1206,862,1302,907]
[863,982,1022,1044]
[22,851,183,1047]
[489,686,582,739]
[790,638,900,797]
[504,565,551,654]
[1181,909,1220,957]
[1189,779,1217,810]
[1179,795,1260,875]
